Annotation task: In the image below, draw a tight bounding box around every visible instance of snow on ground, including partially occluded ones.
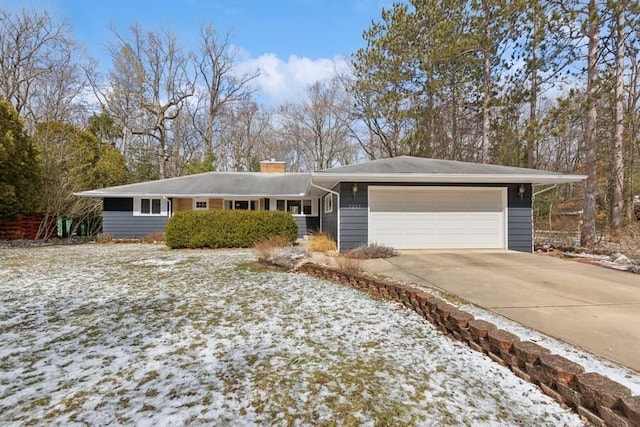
[459,303,640,395]
[0,243,586,426]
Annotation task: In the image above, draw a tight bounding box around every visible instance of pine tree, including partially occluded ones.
[0,100,42,218]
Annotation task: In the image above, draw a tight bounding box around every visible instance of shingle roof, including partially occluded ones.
[317,156,562,175]
[76,172,311,198]
[310,156,586,185]
[76,156,586,198]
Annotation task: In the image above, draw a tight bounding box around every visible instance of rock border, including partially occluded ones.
[265,259,639,427]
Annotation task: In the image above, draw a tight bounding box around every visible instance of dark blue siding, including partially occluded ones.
[320,189,338,242]
[103,211,168,238]
[339,182,369,250]
[333,182,534,253]
[293,215,320,238]
[507,183,533,252]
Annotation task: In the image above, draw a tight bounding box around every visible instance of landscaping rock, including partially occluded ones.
[468,319,497,340]
[513,341,551,366]
[487,329,520,353]
[576,372,631,410]
[539,354,585,386]
[610,253,632,265]
[621,395,640,425]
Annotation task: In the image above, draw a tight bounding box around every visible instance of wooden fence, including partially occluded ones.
[0,214,57,240]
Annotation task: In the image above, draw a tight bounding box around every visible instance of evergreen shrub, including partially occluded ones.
[165,210,298,249]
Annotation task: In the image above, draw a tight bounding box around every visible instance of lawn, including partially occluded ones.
[0,244,584,426]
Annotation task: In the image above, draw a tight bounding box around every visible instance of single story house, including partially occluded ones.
[76,156,585,252]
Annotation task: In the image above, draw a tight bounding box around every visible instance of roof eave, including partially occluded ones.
[74,192,308,198]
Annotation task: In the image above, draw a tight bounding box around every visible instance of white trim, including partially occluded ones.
[324,194,333,213]
[133,197,168,217]
[193,198,209,210]
[368,186,507,249]
[271,198,318,217]
[223,199,259,210]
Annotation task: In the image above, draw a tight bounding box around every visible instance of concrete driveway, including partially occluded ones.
[363,250,640,372]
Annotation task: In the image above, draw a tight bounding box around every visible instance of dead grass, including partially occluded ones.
[309,232,337,253]
[141,231,165,243]
[620,223,640,258]
[96,233,113,243]
[334,255,364,273]
[254,235,292,258]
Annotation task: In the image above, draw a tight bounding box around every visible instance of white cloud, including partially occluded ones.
[234,51,349,106]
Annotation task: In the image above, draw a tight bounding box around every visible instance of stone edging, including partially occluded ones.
[288,261,640,427]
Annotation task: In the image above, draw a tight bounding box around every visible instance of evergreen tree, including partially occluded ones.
[0,100,41,218]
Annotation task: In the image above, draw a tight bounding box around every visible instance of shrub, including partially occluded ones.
[309,232,337,253]
[344,243,398,259]
[254,234,292,258]
[165,210,298,249]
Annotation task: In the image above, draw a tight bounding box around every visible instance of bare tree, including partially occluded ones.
[105,23,195,179]
[217,100,273,171]
[279,77,355,171]
[0,8,88,129]
[192,23,259,155]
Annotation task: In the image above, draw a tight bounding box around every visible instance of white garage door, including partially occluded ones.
[369,187,506,249]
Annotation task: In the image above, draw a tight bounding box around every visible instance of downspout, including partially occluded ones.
[309,182,341,252]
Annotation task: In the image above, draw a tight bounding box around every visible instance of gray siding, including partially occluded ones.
[339,182,369,250]
[103,210,168,238]
[293,215,320,238]
[320,190,338,242]
[333,182,534,253]
[507,183,533,252]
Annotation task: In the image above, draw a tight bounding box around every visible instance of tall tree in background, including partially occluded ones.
[105,23,195,179]
[580,0,601,249]
[0,100,41,218]
[279,78,355,171]
[609,1,625,241]
[218,100,272,171]
[350,3,419,159]
[193,23,259,160]
[469,0,519,163]
[0,8,89,128]
[515,0,576,168]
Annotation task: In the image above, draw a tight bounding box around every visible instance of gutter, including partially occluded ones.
[309,182,341,252]
[532,184,557,197]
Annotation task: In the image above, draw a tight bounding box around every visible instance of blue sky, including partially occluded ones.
[6,0,392,104]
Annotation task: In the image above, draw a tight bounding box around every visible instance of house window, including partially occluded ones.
[224,200,257,210]
[134,198,166,216]
[193,198,209,210]
[324,194,333,213]
[275,199,315,216]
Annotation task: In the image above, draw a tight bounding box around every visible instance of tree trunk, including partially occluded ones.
[482,50,491,164]
[527,16,539,169]
[580,0,599,249]
[610,7,625,241]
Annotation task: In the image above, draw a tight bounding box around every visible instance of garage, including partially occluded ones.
[368,186,507,249]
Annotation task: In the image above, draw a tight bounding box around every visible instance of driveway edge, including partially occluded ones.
[286,261,639,427]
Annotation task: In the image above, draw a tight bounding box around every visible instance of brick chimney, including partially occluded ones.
[259,159,286,173]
